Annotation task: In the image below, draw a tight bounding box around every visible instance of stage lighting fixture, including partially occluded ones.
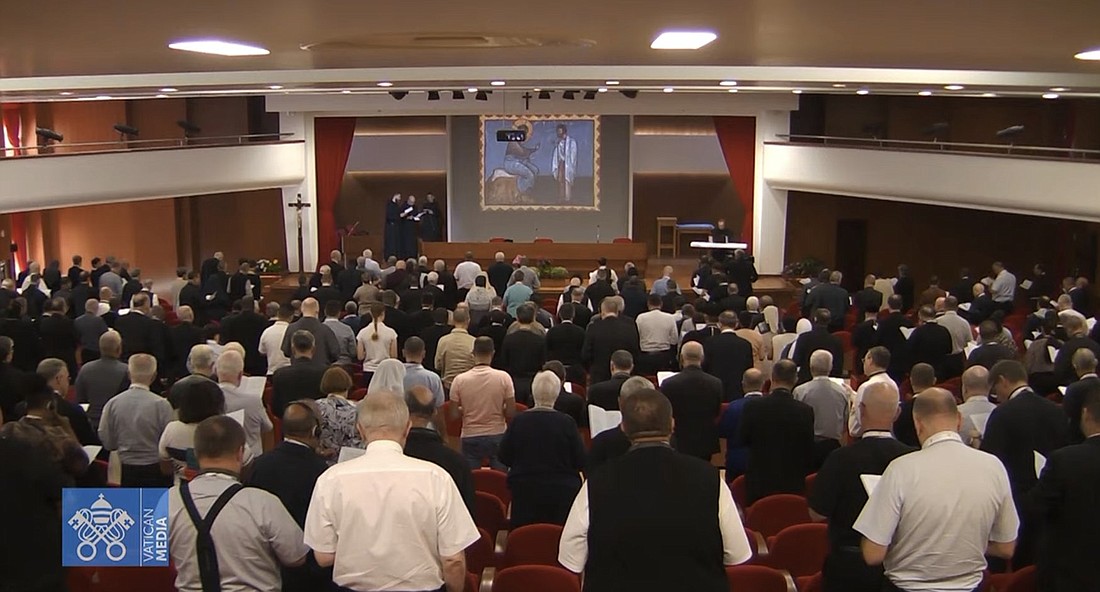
[113,124,140,138]
[619,90,639,99]
[538,90,552,100]
[563,90,576,100]
[583,90,597,100]
[389,91,408,100]
[452,90,464,100]
[177,120,201,136]
[475,90,488,101]
[35,127,64,143]
[427,91,440,101]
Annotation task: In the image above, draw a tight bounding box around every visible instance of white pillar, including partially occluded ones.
[753,110,790,275]
[280,112,319,274]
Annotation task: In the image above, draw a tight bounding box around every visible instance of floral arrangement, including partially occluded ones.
[255,258,284,274]
[536,259,570,280]
[781,257,826,279]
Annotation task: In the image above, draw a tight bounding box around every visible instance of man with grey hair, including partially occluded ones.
[37,357,98,445]
[453,252,482,302]
[168,304,204,380]
[99,354,173,487]
[75,330,130,429]
[662,341,723,460]
[806,270,850,331]
[487,251,512,297]
[1064,348,1100,444]
[587,375,655,472]
[75,296,109,363]
[280,297,339,365]
[500,370,586,527]
[794,349,853,468]
[305,391,479,592]
[217,350,273,455]
[168,343,218,409]
[958,365,996,446]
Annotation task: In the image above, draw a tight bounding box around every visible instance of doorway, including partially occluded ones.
[835,219,868,292]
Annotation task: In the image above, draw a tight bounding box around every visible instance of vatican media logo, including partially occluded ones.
[62,489,170,567]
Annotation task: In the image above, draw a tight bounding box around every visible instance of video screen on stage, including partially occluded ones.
[479,115,600,211]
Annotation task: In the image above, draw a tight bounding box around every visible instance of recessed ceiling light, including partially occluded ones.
[377,82,393,87]
[944,84,965,90]
[832,84,847,88]
[720,80,737,87]
[662,87,675,93]
[792,89,803,94]
[159,87,177,93]
[728,89,738,93]
[650,31,717,50]
[341,90,352,94]
[1050,87,1068,92]
[155,94,169,99]
[59,91,73,96]
[467,87,478,93]
[981,93,997,98]
[605,80,620,86]
[598,87,608,93]
[918,90,933,96]
[1043,92,1060,99]
[856,89,870,95]
[268,85,283,90]
[1075,48,1100,60]
[490,81,506,87]
[168,39,269,57]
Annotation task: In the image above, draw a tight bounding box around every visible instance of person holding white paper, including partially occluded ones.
[217,350,274,456]
[957,366,996,447]
[1063,348,1100,444]
[854,389,1018,592]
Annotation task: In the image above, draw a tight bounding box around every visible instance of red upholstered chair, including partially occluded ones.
[474,491,509,536]
[730,475,749,509]
[465,571,479,592]
[442,400,464,439]
[507,403,529,425]
[533,237,554,243]
[798,572,824,592]
[501,523,564,568]
[724,565,791,592]
[755,523,829,577]
[474,469,512,507]
[937,377,963,402]
[569,383,586,398]
[804,473,817,496]
[718,402,730,425]
[744,528,769,561]
[349,387,367,401]
[987,565,1037,592]
[466,527,497,576]
[833,331,853,352]
[88,566,178,592]
[492,565,580,592]
[612,237,633,243]
[745,494,811,540]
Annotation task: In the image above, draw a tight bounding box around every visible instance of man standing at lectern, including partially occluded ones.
[552,124,578,203]
[710,219,735,261]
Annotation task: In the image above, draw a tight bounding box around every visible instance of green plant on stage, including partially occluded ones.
[781,257,825,279]
[256,258,284,274]
[536,259,570,279]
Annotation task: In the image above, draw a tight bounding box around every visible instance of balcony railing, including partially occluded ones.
[772,134,1100,162]
[1,132,295,159]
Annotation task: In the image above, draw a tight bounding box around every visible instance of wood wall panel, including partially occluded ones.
[336,172,448,248]
[191,189,287,269]
[187,97,249,138]
[632,173,740,256]
[127,98,188,145]
[46,101,128,152]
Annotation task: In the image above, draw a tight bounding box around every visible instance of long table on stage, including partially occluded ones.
[421,242,649,275]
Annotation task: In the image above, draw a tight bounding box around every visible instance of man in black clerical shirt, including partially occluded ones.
[587,350,634,411]
[404,386,475,514]
[586,376,654,473]
[500,304,547,406]
[809,381,916,592]
[547,303,587,384]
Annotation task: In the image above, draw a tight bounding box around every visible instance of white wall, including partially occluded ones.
[631,135,728,173]
[346,134,447,172]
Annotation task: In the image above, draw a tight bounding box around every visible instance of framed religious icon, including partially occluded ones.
[480,115,600,211]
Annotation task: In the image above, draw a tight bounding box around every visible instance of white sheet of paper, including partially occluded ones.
[1023,340,1033,350]
[981,277,994,287]
[860,474,882,497]
[1034,451,1047,477]
[563,382,572,393]
[657,371,677,386]
[82,445,102,461]
[227,409,246,427]
[799,278,812,286]
[1019,279,1034,290]
[240,376,267,397]
[964,342,979,357]
[828,377,848,387]
[1058,385,1068,395]
[1089,318,1097,332]
[1048,346,1058,362]
[970,412,991,437]
[79,403,90,412]
[338,447,366,463]
[890,277,898,287]
[900,327,915,340]
[588,405,623,438]
[958,302,972,312]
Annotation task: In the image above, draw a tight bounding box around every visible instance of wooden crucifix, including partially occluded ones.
[286,194,311,280]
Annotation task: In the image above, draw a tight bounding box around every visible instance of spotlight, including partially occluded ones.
[177,120,201,137]
[35,127,64,143]
[452,90,464,100]
[475,90,488,101]
[619,90,639,99]
[583,90,597,100]
[113,124,140,141]
[538,90,552,100]
[389,91,408,101]
[427,91,440,101]
[563,90,576,100]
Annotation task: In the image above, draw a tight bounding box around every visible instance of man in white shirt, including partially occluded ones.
[587,258,619,288]
[259,303,293,375]
[849,346,899,437]
[304,390,479,592]
[635,293,679,374]
[453,252,482,295]
[990,261,1017,314]
[217,350,273,455]
[957,365,996,446]
[98,353,174,487]
[855,389,1018,592]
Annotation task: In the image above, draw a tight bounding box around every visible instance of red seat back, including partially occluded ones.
[833,330,853,352]
[1003,565,1037,592]
[502,523,564,568]
[804,473,817,496]
[745,494,811,539]
[69,566,178,592]
[473,469,511,507]
[756,523,829,577]
[474,491,508,535]
[465,572,479,592]
[443,400,464,438]
[730,475,748,508]
[466,527,496,576]
[492,565,580,592]
[724,565,790,592]
[349,387,367,401]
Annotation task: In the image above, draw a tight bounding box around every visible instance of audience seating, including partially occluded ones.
[349,387,367,401]
[803,473,817,496]
[986,565,1036,592]
[465,571,480,592]
[473,469,511,507]
[937,377,963,401]
[442,400,464,439]
[568,382,586,398]
[68,566,177,592]
[501,524,564,568]
[474,491,509,536]
[754,523,829,577]
[724,565,795,592]
[797,572,823,592]
[491,565,581,592]
[745,494,811,540]
[744,528,769,560]
[466,527,497,576]
[730,475,748,508]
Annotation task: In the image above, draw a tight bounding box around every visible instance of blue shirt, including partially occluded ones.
[503,283,533,317]
[651,277,678,297]
[404,363,445,408]
[717,393,763,478]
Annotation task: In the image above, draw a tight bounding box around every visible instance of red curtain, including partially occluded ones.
[713,117,757,251]
[2,105,28,272]
[313,117,357,261]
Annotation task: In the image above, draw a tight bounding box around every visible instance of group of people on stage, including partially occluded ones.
[384,193,442,260]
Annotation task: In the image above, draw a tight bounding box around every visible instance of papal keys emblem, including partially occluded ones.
[68,493,135,561]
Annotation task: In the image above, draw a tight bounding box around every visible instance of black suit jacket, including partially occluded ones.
[168,323,204,380]
[877,312,914,380]
[177,283,204,317]
[588,374,632,411]
[120,279,142,308]
[405,427,476,515]
[964,294,994,325]
[702,331,755,401]
[805,283,850,329]
[419,324,453,374]
[0,317,43,372]
[582,316,640,384]
[584,281,617,312]
[113,312,166,363]
[23,287,47,319]
[67,266,84,287]
[909,322,954,379]
[734,389,815,504]
[199,258,221,286]
[852,288,883,314]
[1030,437,1100,592]
[1053,336,1100,386]
[894,277,915,312]
[547,322,586,368]
[1062,376,1100,444]
[220,311,269,376]
[488,262,514,297]
[662,367,723,459]
[982,389,1069,502]
[248,440,328,527]
[271,357,328,417]
[851,319,878,375]
[36,314,77,370]
[966,342,1018,370]
[571,304,593,329]
[0,362,30,420]
[791,327,844,384]
[68,284,95,318]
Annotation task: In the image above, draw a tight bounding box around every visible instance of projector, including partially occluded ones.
[496,129,527,142]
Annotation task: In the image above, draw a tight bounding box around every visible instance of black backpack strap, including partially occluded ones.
[179,480,245,592]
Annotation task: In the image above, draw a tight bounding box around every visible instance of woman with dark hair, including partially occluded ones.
[157,379,225,480]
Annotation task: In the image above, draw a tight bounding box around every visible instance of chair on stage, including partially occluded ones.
[533,237,554,243]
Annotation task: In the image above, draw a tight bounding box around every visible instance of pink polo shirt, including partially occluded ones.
[450,365,515,437]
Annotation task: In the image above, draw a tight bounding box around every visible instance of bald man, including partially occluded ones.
[809,381,916,592]
[958,365,995,446]
[662,342,724,461]
[717,368,766,481]
[856,389,1018,592]
[279,297,340,365]
[1063,348,1100,444]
